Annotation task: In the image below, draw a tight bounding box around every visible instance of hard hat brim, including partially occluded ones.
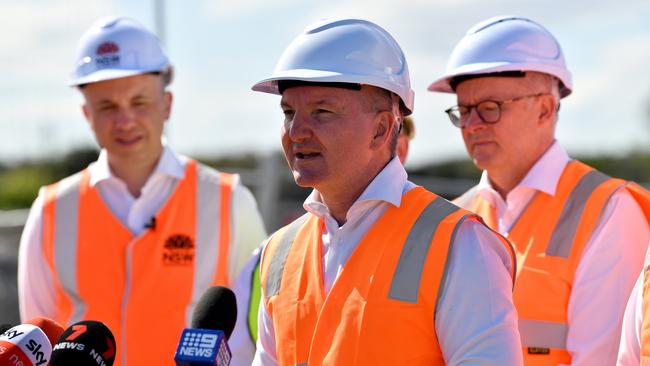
[428,62,572,98]
[69,68,166,87]
[252,69,349,95]
[252,69,414,115]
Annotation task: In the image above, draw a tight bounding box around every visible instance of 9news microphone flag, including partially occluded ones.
[174,285,238,366]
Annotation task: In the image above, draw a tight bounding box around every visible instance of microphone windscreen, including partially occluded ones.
[51,320,116,366]
[0,323,52,365]
[25,317,64,348]
[191,286,238,340]
[0,324,13,333]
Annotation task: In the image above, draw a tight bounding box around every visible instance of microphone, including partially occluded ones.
[0,323,52,366]
[174,286,238,366]
[50,320,116,366]
[24,317,65,349]
[0,324,12,333]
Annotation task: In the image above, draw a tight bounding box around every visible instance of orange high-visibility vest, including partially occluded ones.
[41,160,234,366]
[461,160,649,365]
[260,187,515,366]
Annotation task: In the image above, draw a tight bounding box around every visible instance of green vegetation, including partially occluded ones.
[0,147,99,209]
[2,148,650,210]
[410,151,650,186]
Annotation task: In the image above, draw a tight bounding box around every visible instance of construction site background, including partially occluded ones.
[2,148,649,324]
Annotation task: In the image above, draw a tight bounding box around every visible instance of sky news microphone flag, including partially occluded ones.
[24,317,65,348]
[0,323,52,366]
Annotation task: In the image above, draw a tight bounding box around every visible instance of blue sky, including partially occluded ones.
[2,0,649,168]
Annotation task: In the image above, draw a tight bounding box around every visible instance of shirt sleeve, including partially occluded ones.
[617,271,643,366]
[563,189,650,366]
[252,240,278,366]
[228,176,267,281]
[435,219,523,366]
[229,247,263,366]
[17,188,59,321]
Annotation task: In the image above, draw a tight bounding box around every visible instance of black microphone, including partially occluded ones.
[0,324,12,333]
[50,320,116,366]
[174,286,238,365]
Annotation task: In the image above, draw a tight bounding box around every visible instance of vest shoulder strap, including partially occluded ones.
[194,161,237,286]
[263,213,310,298]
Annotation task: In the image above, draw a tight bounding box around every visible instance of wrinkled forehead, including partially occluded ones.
[455,73,538,101]
[279,83,374,106]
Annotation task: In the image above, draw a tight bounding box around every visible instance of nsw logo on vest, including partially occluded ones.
[95,41,120,68]
[163,234,194,266]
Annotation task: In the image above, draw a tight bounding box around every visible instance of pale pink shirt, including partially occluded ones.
[18,145,267,365]
[616,246,650,366]
[253,157,523,365]
[475,141,649,366]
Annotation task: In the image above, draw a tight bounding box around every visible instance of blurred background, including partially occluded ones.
[1,0,649,324]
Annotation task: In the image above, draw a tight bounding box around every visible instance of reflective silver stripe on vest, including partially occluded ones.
[435,213,473,314]
[546,170,610,258]
[265,214,309,297]
[389,197,459,303]
[186,164,224,325]
[52,172,87,323]
[519,319,568,349]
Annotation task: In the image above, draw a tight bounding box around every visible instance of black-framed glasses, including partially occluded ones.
[444,93,547,128]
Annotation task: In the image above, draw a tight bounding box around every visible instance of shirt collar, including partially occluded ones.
[88,143,186,187]
[304,156,408,219]
[478,140,569,197]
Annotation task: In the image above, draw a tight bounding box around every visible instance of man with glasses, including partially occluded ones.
[429,15,650,365]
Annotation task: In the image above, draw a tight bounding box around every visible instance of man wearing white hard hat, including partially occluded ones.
[429,15,650,365]
[17,16,267,366]
[251,18,523,365]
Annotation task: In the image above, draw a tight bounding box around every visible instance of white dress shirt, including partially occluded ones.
[617,271,644,365]
[474,141,649,366]
[253,157,523,366]
[18,144,267,365]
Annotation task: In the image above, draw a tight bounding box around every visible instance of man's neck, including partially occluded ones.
[488,140,555,199]
[488,171,525,200]
[319,156,392,226]
[108,155,161,198]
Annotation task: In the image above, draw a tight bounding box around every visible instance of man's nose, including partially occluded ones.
[462,107,484,130]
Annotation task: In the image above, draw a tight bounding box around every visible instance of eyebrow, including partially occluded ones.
[280,98,339,108]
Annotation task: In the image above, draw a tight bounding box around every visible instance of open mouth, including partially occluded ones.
[296,152,320,160]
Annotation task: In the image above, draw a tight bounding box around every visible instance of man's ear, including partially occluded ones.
[163,91,173,121]
[538,94,557,126]
[371,110,394,150]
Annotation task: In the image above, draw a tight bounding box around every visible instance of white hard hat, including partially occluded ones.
[428,15,572,98]
[69,16,171,86]
[252,18,415,115]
